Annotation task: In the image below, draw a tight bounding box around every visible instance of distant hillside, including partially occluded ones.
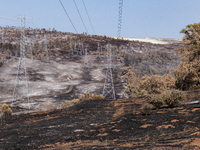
[113,37,182,44]
[0,26,182,76]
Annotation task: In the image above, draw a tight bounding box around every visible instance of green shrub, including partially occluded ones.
[1,103,12,117]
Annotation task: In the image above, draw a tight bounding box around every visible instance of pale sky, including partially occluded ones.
[0,0,200,40]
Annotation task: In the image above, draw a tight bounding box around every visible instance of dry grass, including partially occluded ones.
[79,93,104,101]
[139,74,176,96]
[162,90,186,107]
[163,74,176,89]
[62,100,71,108]
[72,93,105,105]
[175,62,200,90]
[150,89,186,108]
[72,99,80,104]
[44,102,57,110]
[140,75,165,95]
[120,66,141,97]
[1,103,12,117]
[121,67,177,98]
[142,103,154,115]
[149,94,165,108]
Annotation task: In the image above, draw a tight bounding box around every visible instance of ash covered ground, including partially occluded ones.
[0,54,125,115]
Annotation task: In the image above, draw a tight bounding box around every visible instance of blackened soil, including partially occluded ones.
[1,96,200,150]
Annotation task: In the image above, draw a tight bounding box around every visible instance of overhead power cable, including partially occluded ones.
[59,0,78,33]
[0,17,19,22]
[82,0,95,35]
[73,0,88,33]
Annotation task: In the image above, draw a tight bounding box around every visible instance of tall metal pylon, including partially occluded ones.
[96,42,101,58]
[12,14,31,108]
[84,46,89,67]
[27,38,33,60]
[77,40,83,55]
[103,43,116,100]
[74,40,77,54]
[101,46,103,56]
[69,39,73,55]
[82,42,84,54]
[117,0,123,38]
[1,32,4,43]
[41,34,50,63]
[80,41,84,55]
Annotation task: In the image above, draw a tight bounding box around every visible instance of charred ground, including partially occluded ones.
[1,91,200,149]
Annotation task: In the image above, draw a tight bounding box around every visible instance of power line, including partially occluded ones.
[0,17,19,22]
[31,19,37,28]
[59,0,78,33]
[73,0,88,33]
[82,0,95,35]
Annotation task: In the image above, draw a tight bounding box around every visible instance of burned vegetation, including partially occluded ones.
[1,24,200,149]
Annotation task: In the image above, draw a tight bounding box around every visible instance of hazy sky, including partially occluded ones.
[0,0,200,40]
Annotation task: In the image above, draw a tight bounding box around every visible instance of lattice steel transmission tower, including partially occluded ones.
[74,40,77,54]
[41,34,50,63]
[96,42,101,58]
[115,0,123,59]
[69,39,73,55]
[12,15,31,108]
[103,43,116,100]
[80,41,84,55]
[1,32,4,43]
[77,40,83,55]
[76,40,82,55]
[117,0,123,37]
[84,46,89,67]
[27,38,33,60]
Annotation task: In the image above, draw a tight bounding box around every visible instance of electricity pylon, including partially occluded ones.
[69,39,73,55]
[77,40,83,55]
[27,38,33,60]
[77,40,82,55]
[1,32,4,43]
[41,34,50,63]
[96,42,101,58]
[74,41,77,54]
[80,41,84,55]
[13,14,31,108]
[103,43,116,100]
[84,46,89,67]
